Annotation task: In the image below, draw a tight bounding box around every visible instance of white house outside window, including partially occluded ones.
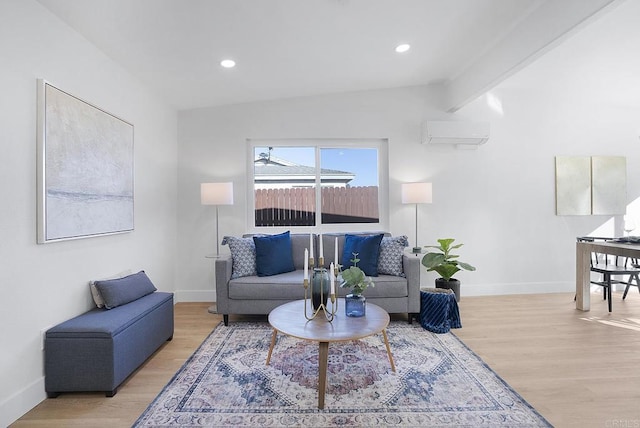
[248,140,388,230]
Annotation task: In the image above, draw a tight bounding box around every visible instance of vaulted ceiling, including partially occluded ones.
[37,0,622,111]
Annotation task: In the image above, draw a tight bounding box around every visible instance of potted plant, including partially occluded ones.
[421,238,475,301]
[339,253,374,317]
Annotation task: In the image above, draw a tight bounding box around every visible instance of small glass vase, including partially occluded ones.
[345,293,366,317]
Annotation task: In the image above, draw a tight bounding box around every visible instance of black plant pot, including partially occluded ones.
[435,278,461,302]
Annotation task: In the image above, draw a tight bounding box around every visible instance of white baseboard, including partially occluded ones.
[0,376,46,427]
[461,281,575,297]
[174,289,215,303]
[175,283,577,303]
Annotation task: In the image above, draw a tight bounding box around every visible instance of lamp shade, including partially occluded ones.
[401,182,432,204]
[201,182,234,205]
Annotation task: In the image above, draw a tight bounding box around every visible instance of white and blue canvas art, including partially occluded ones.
[37,81,134,243]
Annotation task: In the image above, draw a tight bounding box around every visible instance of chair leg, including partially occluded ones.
[624,274,640,300]
[607,279,612,312]
[623,283,630,300]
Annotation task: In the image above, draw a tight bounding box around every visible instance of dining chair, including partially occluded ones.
[576,236,640,312]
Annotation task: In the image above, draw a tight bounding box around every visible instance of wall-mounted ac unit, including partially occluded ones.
[422,121,490,147]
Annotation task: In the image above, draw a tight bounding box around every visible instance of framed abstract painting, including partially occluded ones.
[37,80,134,243]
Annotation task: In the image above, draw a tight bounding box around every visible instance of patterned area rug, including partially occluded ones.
[134,322,550,427]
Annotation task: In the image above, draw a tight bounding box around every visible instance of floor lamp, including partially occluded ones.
[201,182,234,257]
[401,182,433,254]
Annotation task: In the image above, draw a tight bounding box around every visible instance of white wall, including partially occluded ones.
[176,0,640,304]
[0,1,178,425]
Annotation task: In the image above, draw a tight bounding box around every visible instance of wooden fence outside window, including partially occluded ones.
[255,186,379,226]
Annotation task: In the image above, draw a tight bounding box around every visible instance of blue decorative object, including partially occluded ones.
[253,231,295,277]
[342,233,384,276]
[345,293,366,317]
[419,288,462,333]
[311,268,330,310]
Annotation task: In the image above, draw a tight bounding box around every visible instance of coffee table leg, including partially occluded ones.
[265,329,277,365]
[381,330,396,372]
[318,341,329,409]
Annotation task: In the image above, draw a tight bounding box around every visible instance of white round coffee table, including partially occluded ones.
[266,299,395,409]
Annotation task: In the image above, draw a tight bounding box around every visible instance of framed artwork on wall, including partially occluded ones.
[36,79,134,243]
[592,156,626,215]
[555,156,591,215]
[555,155,626,216]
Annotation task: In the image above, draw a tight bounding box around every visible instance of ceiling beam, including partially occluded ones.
[443,0,624,112]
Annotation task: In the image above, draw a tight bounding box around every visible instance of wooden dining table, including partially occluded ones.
[576,240,640,311]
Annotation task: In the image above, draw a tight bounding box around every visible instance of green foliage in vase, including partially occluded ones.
[339,253,374,295]
[422,238,476,281]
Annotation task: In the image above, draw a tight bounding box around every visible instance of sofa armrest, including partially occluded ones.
[403,253,421,313]
[214,255,233,314]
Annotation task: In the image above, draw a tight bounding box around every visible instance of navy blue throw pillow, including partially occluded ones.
[342,234,384,277]
[253,231,295,277]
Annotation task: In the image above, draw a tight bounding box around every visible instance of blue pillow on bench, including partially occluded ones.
[253,231,295,277]
[95,271,157,309]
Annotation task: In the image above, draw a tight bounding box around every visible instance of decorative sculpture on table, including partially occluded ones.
[303,244,338,322]
[311,267,330,310]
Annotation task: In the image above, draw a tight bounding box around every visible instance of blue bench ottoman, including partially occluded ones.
[419,288,461,333]
[45,291,174,397]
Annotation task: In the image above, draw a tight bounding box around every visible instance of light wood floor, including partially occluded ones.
[11,292,640,427]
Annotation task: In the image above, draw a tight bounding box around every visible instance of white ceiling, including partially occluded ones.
[36,0,619,111]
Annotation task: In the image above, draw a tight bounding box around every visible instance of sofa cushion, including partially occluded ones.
[229,270,306,300]
[94,271,157,309]
[378,235,409,277]
[342,233,384,276]
[224,236,257,279]
[359,274,409,298]
[253,231,295,277]
[227,271,407,300]
[291,234,313,270]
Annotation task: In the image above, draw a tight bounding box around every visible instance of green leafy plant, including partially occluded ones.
[339,253,374,295]
[421,238,476,281]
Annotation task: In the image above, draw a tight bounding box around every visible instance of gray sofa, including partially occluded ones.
[45,276,174,397]
[215,232,420,325]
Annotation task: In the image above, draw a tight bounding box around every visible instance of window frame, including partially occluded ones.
[247,138,389,233]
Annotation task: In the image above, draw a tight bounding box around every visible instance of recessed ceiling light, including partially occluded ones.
[220,59,236,68]
[395,44,410,53]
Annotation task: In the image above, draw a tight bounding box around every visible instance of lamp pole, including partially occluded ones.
[413,203,420,254]
[215,205,220,257]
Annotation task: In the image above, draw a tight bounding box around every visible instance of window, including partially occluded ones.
[249,140,388,230]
